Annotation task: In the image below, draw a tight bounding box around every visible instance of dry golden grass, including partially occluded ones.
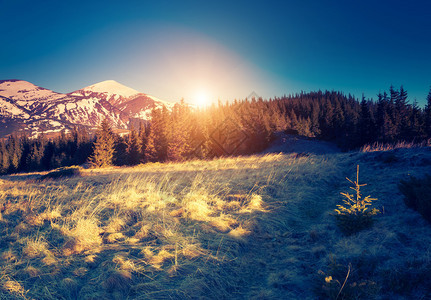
[1,249,17,263]
[361,140,431,152]
[62,217,103,255]
[2,280,26,298]
[22,237,49,258]
[0,153,297,299]
[6,151,424,299]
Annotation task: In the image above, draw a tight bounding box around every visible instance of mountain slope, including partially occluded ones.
[117,93,174,119]
[0,80,66,113]
[0,96,30,119]
[0,79,175,138]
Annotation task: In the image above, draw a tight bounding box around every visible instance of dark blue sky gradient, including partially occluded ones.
[1,0,430,104]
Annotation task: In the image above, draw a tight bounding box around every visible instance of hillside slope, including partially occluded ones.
[0,147,430,299]
[264,133,341,155]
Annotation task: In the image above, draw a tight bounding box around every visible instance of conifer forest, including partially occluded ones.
[1,86,431,174]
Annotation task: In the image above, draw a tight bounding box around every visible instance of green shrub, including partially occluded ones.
[334,165,379,235]
[398,174,431,223]
[40,166,82,180]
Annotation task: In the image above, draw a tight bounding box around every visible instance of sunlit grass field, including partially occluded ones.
[1,149,430,299]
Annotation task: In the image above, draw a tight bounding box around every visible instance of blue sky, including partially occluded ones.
[1,0,430,105]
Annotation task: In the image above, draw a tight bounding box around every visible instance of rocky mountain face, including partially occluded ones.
[0,79,174,138]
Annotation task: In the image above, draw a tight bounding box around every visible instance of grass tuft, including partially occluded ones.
[2,279,26,298]
[63,218,102,254]
[22,237,49,258]
[104,270,132,293]
[39,166,82,181]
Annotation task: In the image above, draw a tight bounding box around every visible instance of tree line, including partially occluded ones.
[1,86,430,174]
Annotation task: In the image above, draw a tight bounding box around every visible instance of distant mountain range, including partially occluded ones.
[0,79,175,138]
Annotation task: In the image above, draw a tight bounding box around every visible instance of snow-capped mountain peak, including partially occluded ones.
[77,80,139,98]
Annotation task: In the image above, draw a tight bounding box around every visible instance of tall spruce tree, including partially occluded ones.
[138,121,147,161]
[126,128,140,165]
[397,86,411,140]
[425,87,431,137]
[167,100,193,161]
[0,141,8,174]
[375,93,386,141]
[410,100,424,139]
[8,135,22,172]
[89,118,115,168]
[358,97,375,145]
[322,99,335,139]
[27,140,45,171]
[144,126,158,162]
[145,107,168,162]
[310,101,321,136]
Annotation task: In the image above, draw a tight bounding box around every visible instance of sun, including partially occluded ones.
[193,89,210,107]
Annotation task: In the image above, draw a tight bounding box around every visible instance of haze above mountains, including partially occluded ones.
[0,79,174,138]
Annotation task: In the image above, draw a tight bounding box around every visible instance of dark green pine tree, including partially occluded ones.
[289,109,299,133]
[126,128,140,165]
[389,85,399,105]
[322,99,335,139]
[375,92,387,141]
[377,88,396,142]
[397,86,408,108]
[113,135,128,166]
[310,101,321,137]
[158,106,170,160]
[8,135,22,172]
[187,112,209,159]
[389,85,401,138]
[167,100,193,161]
[0,141,9,174]
[358,97,376,146]
[144,126,158,162]
[333,98,345,137]
[18,135,31,172]
[396,86,411,140]
[144,107,168,162]
[27,139,45,171]
[425,87,431,137]
[72,127,92,165]
[296,117,312,137]
[41,141,55,170]
[410,100,424,139]
[89,118,115,168]
[138,121,147,162]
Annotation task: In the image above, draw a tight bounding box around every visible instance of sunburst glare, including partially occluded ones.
[193,89,211,107]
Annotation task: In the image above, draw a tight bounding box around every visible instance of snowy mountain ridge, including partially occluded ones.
[0,79,65,102]
[0,79,175,138]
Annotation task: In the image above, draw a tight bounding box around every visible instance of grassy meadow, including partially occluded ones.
[0,147,431,299]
